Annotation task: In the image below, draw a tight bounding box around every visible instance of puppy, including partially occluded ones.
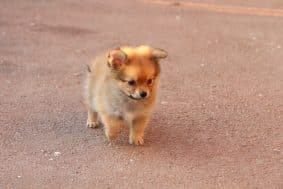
[84,45,167,145]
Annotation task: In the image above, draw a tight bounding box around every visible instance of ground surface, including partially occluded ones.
[1,0,283,188]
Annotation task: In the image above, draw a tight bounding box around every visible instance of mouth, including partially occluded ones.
[128,95,141,100]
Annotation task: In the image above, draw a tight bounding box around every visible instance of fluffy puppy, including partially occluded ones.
[84,45,167,145]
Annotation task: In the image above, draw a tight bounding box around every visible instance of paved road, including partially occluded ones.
[1,0,283,188]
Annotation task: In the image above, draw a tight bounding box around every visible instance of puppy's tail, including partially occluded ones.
[86,65,91,73]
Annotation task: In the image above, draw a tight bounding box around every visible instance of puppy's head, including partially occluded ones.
[107,46,167,100]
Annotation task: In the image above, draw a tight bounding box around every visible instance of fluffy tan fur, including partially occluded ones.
[84,45,167,145]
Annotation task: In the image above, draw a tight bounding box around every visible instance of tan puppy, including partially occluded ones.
[84,45,167,145]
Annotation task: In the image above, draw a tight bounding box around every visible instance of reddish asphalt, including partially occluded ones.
[1,0,283,188]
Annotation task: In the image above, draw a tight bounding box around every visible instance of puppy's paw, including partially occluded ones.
[105,131,119,140]
[86,121,99,128]
[129,136,144,146]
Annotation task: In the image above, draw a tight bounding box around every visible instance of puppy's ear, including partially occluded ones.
[151,48,168,60]
[107,49,127,69]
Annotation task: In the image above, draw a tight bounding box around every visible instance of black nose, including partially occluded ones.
[140,91,147,98]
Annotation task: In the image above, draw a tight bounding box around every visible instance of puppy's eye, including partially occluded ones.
[128,80,136,86]
[147,79,153,85]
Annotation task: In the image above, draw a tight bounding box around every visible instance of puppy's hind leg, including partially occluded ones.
[82,99,99,128]
[87,109,99,128]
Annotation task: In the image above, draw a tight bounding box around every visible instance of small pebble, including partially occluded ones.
[74,72,82,77]
[161,101,168,105]
[175,15,181,20]
[54,151,61,157]
[273,148,280,152]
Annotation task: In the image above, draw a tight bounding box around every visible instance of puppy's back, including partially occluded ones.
[85,53,108,106]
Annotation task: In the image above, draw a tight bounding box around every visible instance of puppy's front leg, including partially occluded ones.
[129,116,149,145]
[100,114,123,140]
